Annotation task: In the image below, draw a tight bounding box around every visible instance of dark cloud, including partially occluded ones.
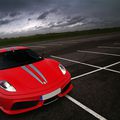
[0,0,55,13]
[49,16,85,28]
[0,19,13,25]
[37,11,49,20]
[0,0,120,38]
[9,12,21,17]
[28,18,32,21]
[67,16,85,25]
[0,0,27,12]
[37,8,57,20]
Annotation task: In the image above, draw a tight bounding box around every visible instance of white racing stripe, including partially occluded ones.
[21,66,44,84]
[77,50,120,57]
[66,95,107,120]
[29,64,47,84]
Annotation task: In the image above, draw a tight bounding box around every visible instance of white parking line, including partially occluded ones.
[66,95,107,120]
[51,55,101,69]
[77,50,120,57]
[71,61,120,80]
[71,69,102,80]
[53,54,118,120]
[103,61,120,68]
[67,41,79,44]
[40,43,62,46]
[29,46,46,48]
[98,46,120,49]
[51,55,120,74]
[58,41,79,44]
[29,44,62,48]
[105,68,120,74]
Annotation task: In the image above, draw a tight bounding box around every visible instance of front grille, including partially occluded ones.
[44,96,58,105]
[11,101,39,110]
[61,82,71,93]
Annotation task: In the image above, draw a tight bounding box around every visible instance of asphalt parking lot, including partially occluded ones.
[1,32,120,120]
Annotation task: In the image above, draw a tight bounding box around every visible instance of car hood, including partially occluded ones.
[0,58,65,95]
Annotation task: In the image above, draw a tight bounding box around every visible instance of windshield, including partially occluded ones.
[0,49,43,70]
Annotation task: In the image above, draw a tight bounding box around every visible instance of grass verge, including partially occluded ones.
[0,27,120,46]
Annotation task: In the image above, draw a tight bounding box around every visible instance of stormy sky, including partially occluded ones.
[0,0,120,38]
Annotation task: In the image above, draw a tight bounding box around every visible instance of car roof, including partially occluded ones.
[0,46,29,53]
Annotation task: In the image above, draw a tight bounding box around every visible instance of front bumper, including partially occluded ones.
[0,80,73,115]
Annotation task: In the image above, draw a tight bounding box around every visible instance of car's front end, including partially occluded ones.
[0,71,73,115]
[0,46,73,114]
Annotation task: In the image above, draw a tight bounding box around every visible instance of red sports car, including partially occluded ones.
[0,46,73,115]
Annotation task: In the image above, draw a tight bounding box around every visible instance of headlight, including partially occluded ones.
[0,80,16,92]
[59,64,66,75]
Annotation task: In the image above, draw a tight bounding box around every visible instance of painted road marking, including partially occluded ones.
[71,68,102,80]
[70,61,120,80]
[98,46,120,49]
[66,95,107,120]
[105,68,120,74]
[51,55,101,69]
[77,50,120,57]
[103,61,120,68]
[51,55,120,74]
[29,46,46,48]
[29,43,62,48]
[57,41,79,44]
[40,43,62,46]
